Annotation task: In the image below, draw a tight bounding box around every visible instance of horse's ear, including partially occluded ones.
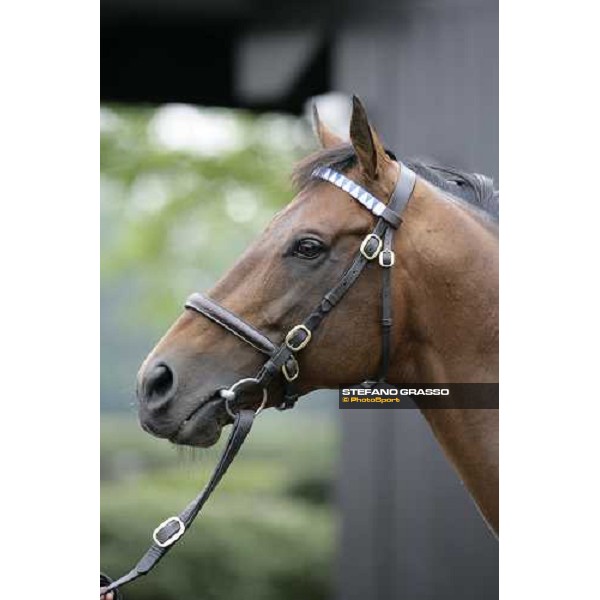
[349,95,388,180]
[312,104,344,149]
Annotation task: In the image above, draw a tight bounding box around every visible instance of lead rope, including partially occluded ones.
[101,408,256,597]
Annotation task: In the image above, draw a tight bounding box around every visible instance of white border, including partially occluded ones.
[501,1,600,598]
[0,0,99,595]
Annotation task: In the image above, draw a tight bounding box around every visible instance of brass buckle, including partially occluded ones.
[378,249,395,267]
[285,324,312,352]
[282,356,300,382]
[153,516,186,548]
[360,233,383,260]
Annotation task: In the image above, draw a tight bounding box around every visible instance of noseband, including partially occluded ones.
[101,161,416,597]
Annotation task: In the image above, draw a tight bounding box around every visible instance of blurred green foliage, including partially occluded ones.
[101,104,313,322]
[101,105,337,599]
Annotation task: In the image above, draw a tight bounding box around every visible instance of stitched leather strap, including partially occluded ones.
[185,293,277,356]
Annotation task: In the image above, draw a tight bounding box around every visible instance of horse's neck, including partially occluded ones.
[389,178,499,534]
[419,406,498,534]
[391,177,498,383]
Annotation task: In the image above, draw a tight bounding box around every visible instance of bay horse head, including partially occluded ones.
[136,96,499,450]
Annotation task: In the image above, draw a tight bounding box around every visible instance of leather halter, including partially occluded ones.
[185,160,417,409]
[100,161,416,598]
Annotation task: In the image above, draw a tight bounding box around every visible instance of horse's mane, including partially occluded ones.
[292,144,499,221]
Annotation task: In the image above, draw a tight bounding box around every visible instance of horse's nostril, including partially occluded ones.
[143,363,175,403]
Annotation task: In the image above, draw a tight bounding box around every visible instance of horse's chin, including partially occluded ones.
[170,397,229,448]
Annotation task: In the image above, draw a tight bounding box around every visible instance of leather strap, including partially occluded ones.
[185,293,277,356]
[100,574,122,600]
[244,224,389,407]
[101,409,256,596]
[378,226,394,380]
[302,218,388,333]
[389,163,417,216]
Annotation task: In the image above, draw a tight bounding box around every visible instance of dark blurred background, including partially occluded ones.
[101,0,498,598]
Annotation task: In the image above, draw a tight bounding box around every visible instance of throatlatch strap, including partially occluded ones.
[378,227,394,380]
[102,409,256,596]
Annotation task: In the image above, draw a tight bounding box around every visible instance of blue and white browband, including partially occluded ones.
[311,164,416,228]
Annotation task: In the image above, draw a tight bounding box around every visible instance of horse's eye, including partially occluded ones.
[293,238,326,260]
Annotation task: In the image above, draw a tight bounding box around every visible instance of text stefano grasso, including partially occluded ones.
[342,388,451,395]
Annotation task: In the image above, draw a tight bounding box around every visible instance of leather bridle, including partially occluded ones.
[100,160,417,598]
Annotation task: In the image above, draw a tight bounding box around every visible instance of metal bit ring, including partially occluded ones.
[219,378,268,419]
